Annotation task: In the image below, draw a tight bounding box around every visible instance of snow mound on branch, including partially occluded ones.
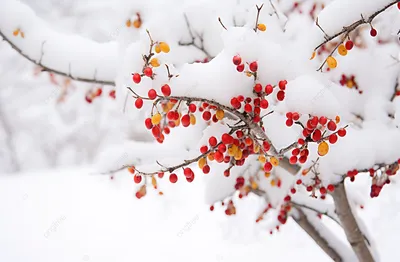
[285,75,342,118]
[0,0,118,84]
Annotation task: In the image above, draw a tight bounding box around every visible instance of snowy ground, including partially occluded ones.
[0,168,399,262]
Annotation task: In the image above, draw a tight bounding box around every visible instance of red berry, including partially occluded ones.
[345,40,354,50]
[312,129,322,141]
[277,91,285,101]
[152,126,161,138]
[132,73,141,83]
[233,55,242,65]
[265,85,273,95]
[202,111,211,121]
[370,28,377,37]
[328,133,338,144]
[298,138,305,145]
[169,173,178,183]
[319,187,327,195]
[292,148,300,156]
[200,145,208,154]
[134,175,142,184]
[222,134,233,144]
[263,141,270,151]
[398,2,400,9]
[181,114,190,127]
[249,61,258,72]
[327,120,337,131]
[254,84,262,93]
[237,95,244,102]
[292,112,300,121]
[143,67,153,77]
[135,98,143,109]
[264,162,272,172]
[209,136,218,147]
[148,89,157,100]
[210,205,214,211]
[189,104,197,113]
[184,168,193,178]
[337,128,346,137]
[145,118,153,129]
[203,165,210,174]
[244,103,252,113]
[286,119,293,127]
[161,84,171,96]
[327,184,335,192]
[230,98,241,109]
[319,116,327,125]
[278,80,287,90]
[260,99,269,109]
[236,64,244,72]
[224,169,230,177]
[289,156,297,164]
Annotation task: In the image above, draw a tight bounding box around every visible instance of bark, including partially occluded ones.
[331,182,375,262]
[293,207,343,262]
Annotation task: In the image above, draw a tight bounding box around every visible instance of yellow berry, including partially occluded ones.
[326,56,337,69]
[155,44,161,54]
[159,42,170,53]
[310,51,316,60]
[258,155,266,163]
[208,152,215,161]
[150,57,160,67]
[198,158,206,169]
[270,157,279,167]
[151,113,162,125]
[254,145,260,154]
[264,172,270,178]
[338,44,347,56]
[190,114,196,125]
[215,109,225,120]
[318,141,329,156]
[234,149,243,160]
[251,181,258,190]
[270,179,276,187]
[257,23,266,31]
[126,19,132,27]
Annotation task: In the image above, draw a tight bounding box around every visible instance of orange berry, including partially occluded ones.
[133,19,141,28]
[159,42,170,53]
[326,56,337,69]
[338,44,347,56]
[151,113,162,125]
[318,141,329,156]
[125,20,131,27]
[257,23,266,31]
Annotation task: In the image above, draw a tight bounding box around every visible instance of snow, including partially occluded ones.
[1,168,400,261]
[0,0,118,84]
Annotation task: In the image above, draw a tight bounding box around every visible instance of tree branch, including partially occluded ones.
[293,207,344,262]
[331,182,375,262]
[315,0,399,51]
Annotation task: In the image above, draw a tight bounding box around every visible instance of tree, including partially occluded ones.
[1,0,400,261]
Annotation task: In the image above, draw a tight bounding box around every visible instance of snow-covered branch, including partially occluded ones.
[0,0,117,86]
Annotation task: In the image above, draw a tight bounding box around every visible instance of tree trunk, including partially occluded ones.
[331,182,375,262]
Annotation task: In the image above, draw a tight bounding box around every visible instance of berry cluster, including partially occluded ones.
[339,74,362,94]
[85,87,102,103]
